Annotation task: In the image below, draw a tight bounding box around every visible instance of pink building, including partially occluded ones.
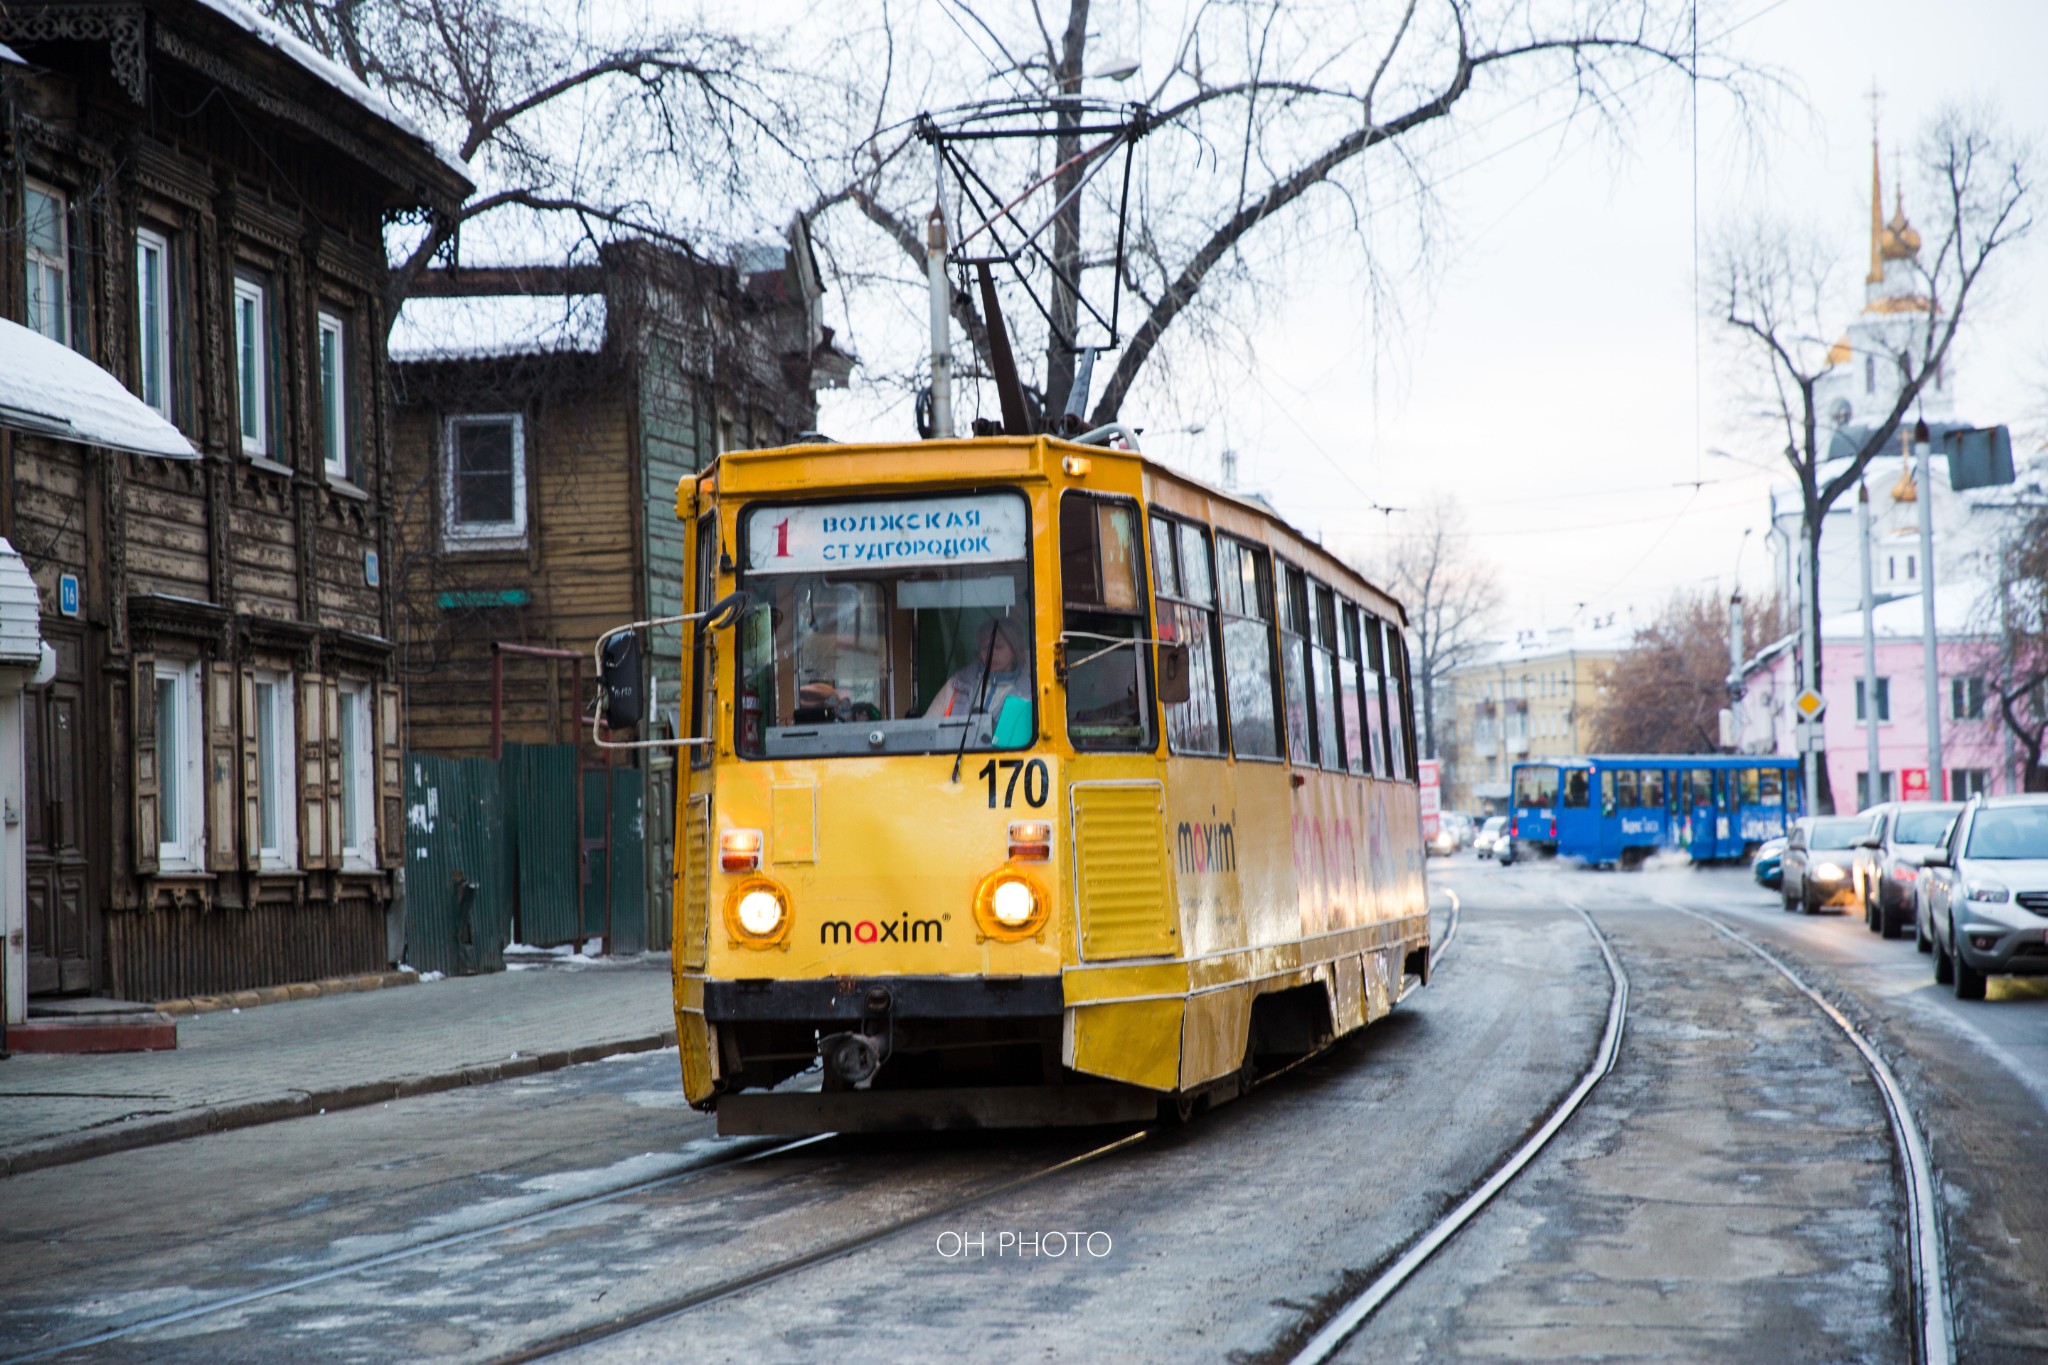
[1738,584,2016,809]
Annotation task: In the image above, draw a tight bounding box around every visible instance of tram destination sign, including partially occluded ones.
[745,493,1027,574]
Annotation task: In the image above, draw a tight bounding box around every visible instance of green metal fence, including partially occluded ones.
[400,755,511,976]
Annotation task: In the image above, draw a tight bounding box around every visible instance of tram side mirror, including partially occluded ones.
[1156,641,1191,706]
[600,631,643,729]
[704,590,752,630]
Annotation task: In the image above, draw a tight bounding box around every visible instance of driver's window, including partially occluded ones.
[1563,770,1590,809]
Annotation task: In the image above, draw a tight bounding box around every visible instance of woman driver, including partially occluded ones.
[926,617,1027,718]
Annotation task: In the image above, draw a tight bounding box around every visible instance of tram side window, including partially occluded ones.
[1061,493,1155,751]
[1361,610,1392,778]
[1739,768,1761,806]
[1278,564,1316,765]
[1758,766,1784,806]
[1309,584,1344,770]
[1216,536,1282,759]
[1338,602,1367,776]
[1689,768,1714,807]
[1563,769,1590,809]
[1385,622,1416,780]
[1641,768,1665,809]
[1615,769,1640,809]
[1149,515,1226,756]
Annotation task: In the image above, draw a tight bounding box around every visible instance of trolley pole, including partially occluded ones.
[926,145,954,440]
[1914,420,1944,799]
[1858,480,1881,808]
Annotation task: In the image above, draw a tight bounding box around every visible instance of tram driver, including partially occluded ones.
[925,617,1028,718]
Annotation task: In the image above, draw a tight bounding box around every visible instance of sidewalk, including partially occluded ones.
[0,955,679,1177]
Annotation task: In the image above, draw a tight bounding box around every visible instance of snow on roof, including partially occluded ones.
[1466,620,1636,670]
[0,40,27,65]
[191,0,469,184]
[0,317,199,459]
[1819,578,2001,643]
[389,294,609,363]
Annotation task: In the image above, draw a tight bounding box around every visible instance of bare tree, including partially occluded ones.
[1713,106,2033,810]
[808,0,1771,428]
[1367,493,1501,759]
[1978,503,2048,791]
[1589,588,1786,754]
[262,0,800,314]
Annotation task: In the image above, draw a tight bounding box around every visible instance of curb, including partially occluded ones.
[0,1029,678,1179]
[156,970,420,1016]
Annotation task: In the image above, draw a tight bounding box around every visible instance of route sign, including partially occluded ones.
[1793,688,1826,721]
[1900,768,1930,802]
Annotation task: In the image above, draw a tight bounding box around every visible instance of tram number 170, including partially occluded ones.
[978,758,1051,809]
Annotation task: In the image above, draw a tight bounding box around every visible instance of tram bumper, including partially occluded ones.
[701,974,1157,1134]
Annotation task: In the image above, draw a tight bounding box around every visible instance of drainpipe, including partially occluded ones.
[1859,481,1881,807]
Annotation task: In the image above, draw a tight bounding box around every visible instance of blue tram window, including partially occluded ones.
[1615,769,1640,808]
[1642,769,1665,808]
[1563,769,1590,809]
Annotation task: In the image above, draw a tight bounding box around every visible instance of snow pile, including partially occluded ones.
[389,293,609,363]
[0,318,198,459]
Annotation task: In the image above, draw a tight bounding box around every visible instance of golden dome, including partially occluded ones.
[1879,190,1921,260]
[1891,465,1917,503]
[1827,335,1853,366]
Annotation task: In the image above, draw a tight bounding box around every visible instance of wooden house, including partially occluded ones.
[388,236,851,950]
[1,0,471,1000]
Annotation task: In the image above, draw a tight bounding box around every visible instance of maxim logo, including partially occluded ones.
[821,915,944,945]
[1176,808,1237,875]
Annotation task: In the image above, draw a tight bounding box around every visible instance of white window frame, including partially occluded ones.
[443,413,528,550]
[337,681,376,868]
[25,181,69,346]
[137,227,173,417]
[234,275,270,458]
[251,670,298,871]
[318,311,349,482]
[155,660,203,871]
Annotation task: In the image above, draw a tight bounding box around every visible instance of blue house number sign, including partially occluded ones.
[59,573,80,617]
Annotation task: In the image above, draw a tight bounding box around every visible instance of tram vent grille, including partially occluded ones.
[1071,782,1177,961]
[680,796,710,969]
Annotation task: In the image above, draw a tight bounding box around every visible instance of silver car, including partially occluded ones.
[1917,795,2048,1000]
[1856,802,1961,940]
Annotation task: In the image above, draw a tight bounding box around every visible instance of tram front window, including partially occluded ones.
[1515,765,1558,808]
[735,493,1036,758]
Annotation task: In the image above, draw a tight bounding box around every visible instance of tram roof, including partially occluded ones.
[699,433,1408,625]
[1515,754,1801,769]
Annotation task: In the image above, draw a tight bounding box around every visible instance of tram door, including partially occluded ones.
[1556,765,1596,855]
[1686,767,1716,860]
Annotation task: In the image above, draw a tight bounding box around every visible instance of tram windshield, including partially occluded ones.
[734,492,1036,758]
[1514,765,1558,808]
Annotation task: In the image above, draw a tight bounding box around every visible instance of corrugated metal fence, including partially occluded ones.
[403,746,649,974]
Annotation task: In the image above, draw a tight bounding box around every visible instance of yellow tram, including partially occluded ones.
[614,432,1428,1133]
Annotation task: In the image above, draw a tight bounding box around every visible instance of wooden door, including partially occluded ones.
[25,632,96,995]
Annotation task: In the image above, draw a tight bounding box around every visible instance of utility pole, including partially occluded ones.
[1858,480,1881,808]
[1915,419,1943,799]
[925,142,954,440]
[1725,587,1743,752]
[1798,510,1822,816]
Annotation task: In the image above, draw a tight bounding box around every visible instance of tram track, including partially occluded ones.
[1286,896,1629,1364]
[0,1134,832,1365]
[1652,894,1954,1365]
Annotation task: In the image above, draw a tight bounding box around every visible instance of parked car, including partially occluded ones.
[1781,814,1877,913]
[1474,815,1508,858]
[1855,802,1962,939]
[1752,835,1787,889]
[1916,795,2048,1000]
[1427,821,1458,857]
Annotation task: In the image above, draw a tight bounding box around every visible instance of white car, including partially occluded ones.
[1474,815,1507,858]
[1917,795,2048,1000]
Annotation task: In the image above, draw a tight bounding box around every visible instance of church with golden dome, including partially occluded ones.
[1812,135,1953,435]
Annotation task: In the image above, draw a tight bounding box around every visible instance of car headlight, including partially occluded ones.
[1965,880,2011,904]
[723,876,791,947]
[974,867,1049,942]
[1814,862,1846,881]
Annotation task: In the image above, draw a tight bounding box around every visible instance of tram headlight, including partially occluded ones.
[974,867,1049,942]
[723,876,791,948]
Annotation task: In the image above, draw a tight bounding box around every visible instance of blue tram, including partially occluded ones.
[1504,755,1804,867]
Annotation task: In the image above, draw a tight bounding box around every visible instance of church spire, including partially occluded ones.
[1867,135,1885,285]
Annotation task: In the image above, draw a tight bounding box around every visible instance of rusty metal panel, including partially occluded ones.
[400,753,510,976]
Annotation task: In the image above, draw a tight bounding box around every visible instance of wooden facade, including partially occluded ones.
[389,240,850,948]
[1,0,469,1000]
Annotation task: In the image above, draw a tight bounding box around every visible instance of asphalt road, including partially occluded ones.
[2,859,2041,1362]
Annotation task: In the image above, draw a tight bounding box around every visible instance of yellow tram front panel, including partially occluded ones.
[662,435,1429,1117]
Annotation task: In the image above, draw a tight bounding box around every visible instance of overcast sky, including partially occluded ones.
[808,0,2048,636]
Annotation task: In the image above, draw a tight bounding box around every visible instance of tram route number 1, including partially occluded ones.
[978,758,1050,809]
